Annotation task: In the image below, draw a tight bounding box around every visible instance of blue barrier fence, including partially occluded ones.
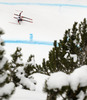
[4,34,53,46]
[0,2,87,8]
[4,40,53,46]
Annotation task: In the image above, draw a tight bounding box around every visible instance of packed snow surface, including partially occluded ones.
[10,87,47,100]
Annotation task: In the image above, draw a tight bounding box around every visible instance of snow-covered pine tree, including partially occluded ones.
[44,66,87,100]
[78,18,87,65]
[0,29,15,100]
[42,58,49,75]
[24,55,36,77]
[61,18,87,68]
[45,40,61,74]
[10,47,24,86]
[44,18,87,100]
[19,54,37,90]
[44,18,87,74]
[45,39,74,74]
[58,25,79,73]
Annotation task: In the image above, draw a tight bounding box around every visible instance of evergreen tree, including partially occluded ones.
[10,47,24,86]
[24,55,36,77]
[46,40,62,73]
[0,29,15,100]
[44,66,87,100]
[46,40,72,74]
[35,64,43,73]
[44,18,87,100]
[78,18,87,65]
[24,55,47,76]
[44,18,87,74]
[42,58,49,75]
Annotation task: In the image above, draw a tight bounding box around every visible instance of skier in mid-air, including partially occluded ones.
[13,11,33,24]
[17,11,23,24]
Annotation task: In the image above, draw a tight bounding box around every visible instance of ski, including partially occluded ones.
[22,19,33,23]
[9,22,19,25]
[14,14,32,20]
[14,17,33,23]
[14,17,18,19]
[22,16,32,20]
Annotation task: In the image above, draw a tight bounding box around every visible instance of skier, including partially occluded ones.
[13,11,33,24]
[17,11,23,24]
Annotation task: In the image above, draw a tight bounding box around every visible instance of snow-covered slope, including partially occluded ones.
[0,0,87,64]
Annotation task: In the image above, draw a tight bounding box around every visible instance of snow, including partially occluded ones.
[28,76,37,85]
[70,54,77,62]
[16,57,23,64]
[20,76,35,91]
[46,65,87,92]
[0,0,87,6]
[10,73,48,100]
[16,66,24,78]
[10,87,47,100]
[0,73,7,83]
[77,91,85,100]
[0,82,15,96]
[64,53,77,62]
[69,65,87,91]
[0,37,4,44]
[8,66,87,100]
[30,73,49,92]
[47,71,69,90]
[0,45,4,51]
[10,61,49,93]
[1,0,87,100]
